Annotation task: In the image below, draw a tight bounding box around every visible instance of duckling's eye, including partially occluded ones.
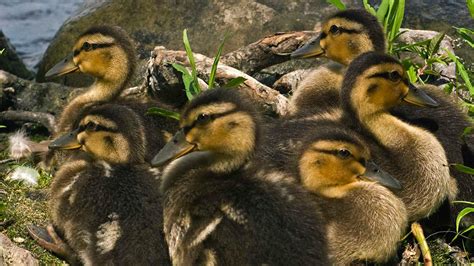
[388,71,401,82]
[82,42,92,51]
[329,25,340,35]
[196,113,211,124]
[337,149,351,159]
[85,122,98,131]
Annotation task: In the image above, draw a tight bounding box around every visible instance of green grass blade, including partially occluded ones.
[468,0,474,19]
[455,27,474,48]
[446,51,474,96]
[388,0,405,53]
[428,32,445,58]
[172,63,195,100]
[451,163,474,175]
[460,224,474,235]
[455,207,474,233]
[223,77,247,88]
[406,65,418,83]
[146,107,180,120]
[0,48,4,55]
[182,29,201,96]
[208,33,229,89]
[363,0,377,16]
[453,201,474,206]
[463,126,474,136]
[376,0,390,23]
[326,0,346,10]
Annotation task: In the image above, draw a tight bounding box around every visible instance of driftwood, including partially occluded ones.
[0,110,56,133]
[147,46,289,116]
[221,31,317,75]
[273,69,313,94]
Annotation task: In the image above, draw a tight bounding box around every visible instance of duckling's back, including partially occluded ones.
[162,168,329,265]
[50,155,171,265]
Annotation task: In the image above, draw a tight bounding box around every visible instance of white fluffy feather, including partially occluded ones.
[9,130,33,159]
[8,166,39,186]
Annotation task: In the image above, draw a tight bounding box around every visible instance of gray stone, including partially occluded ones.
[397,29,456,80]
[0,31,34,80]
[36,0,340,87]
[0,233,39,266]
[0,70,72,115]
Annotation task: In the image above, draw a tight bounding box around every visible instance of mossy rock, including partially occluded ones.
[36,0,339,87]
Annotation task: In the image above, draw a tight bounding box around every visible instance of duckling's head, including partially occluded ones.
[49,104,146,164]
[291,9,385,65]
[298,125,400,198]
[152,88,259,192]
[153,88,259,172]
[45,25,136,86]
[341,52,438,118]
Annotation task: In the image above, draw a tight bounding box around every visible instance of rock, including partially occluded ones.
[0,233,39,266]
[397,29,456,81]
[0,70,73,114]
[0,31,34,80]
[36,0,341,87]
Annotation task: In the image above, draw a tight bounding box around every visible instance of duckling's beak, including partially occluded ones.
[291,34,324,59]
[361,160,401,190]
[45,53,79,78]
[48,129,81,150]
[403,83,439,107]
[151,129,196,167]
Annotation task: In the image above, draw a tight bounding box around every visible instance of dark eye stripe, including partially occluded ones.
[320,27,361,40]
[73,42,115,56]
[311,148,354,158]
[79,124,117,133]
[368,72,403,82]
[183,109,238,134]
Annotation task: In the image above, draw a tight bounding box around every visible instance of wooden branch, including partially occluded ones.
[272,69,313,94]
[0,110,56,133]
[221,31,317,75]
[148,47,289,116]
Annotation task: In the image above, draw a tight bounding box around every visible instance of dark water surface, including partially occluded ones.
[0,0,82,70]
[0,0,472,71]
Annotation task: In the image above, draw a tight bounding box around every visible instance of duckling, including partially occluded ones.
[45,25,177,163]
[295,124,407,264]
[341,52,456,222]
[288,8,385,117]
[32,103,171,265]
[151,88,329,265]
[292,9,473,225]
[46,25,137,134]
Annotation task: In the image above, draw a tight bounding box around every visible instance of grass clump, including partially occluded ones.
[0,153,64,264]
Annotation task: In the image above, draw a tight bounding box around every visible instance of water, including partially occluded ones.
[0,0,82,70]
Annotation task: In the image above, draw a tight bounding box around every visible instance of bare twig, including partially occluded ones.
[0,110,56,133]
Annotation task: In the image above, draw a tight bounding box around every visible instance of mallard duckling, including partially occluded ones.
[45,25,177,163]
[341,52,456,222]
[46,25,137,134]
[289,9,384,117]
[295,124,407,264]
[151,88,329,265]
[33,104,171,265]
[292,9,473,225]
